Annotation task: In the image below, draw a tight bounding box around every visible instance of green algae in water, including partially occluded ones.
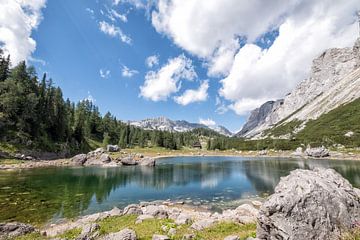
[0,157,359,226]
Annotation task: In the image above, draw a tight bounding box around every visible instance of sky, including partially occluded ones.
[0,0,360,132]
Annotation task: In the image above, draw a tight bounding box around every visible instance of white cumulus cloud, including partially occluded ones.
[140,54,197,101]
[99,21,132,44]
[0,0,47,64]
[199,118,216,127]
[174,80,209,106]
[151,0,360,115]
[146,54,159,68]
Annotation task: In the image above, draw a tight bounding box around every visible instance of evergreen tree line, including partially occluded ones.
[0,51,213,153]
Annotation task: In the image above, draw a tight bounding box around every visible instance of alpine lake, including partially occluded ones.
[0,156,359,226]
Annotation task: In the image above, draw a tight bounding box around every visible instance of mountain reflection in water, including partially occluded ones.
[0,156,359,225]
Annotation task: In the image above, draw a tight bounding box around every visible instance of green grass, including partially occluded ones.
[96,214,256,240]
[341,228,360,240]
[57,227,82,240]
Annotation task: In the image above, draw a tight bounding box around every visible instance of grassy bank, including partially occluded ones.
[16,215,256,240]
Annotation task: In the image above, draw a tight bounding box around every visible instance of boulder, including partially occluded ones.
[305,145,330,158]
[71,154,87,166]
[101,228,137,240]
[87,148,104,159]
[142,205,168,219]
[0,222,35,239]
[123,204,143,215]
[152,235,170,240]
[258,150,268,156]
[257,168,360,240]
[121,157,137,166]
[99,154,111,163]
[191,219,216,231]
[175,213,191,225]
[345,131,354,137]
[107,145,120,152]
[139,157,156,167]
[291,147,303,157]
[76,223,100,240]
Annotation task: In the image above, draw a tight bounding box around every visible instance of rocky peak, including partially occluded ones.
[237,38,360,138]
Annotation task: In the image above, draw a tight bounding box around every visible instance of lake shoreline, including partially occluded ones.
[1,149,360,170]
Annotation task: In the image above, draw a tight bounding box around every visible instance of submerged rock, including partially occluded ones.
[257,168,360,240]
[0,222,35,239]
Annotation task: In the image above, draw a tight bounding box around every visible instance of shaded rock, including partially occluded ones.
[142,205,168,219]
[152,235,170,240]
[224,236,239,240]
[139,157,156,167]
[107,145,120,152]
[0,222,35,239]
[175,213,191,225]
[121,157,137,166]
[101,228,137,240]
[76,223,100,240]
[123,204,142,215]
[99,154,111,163]
[305,145,330,158]
[257,168,360,240]
[71,154,87,166]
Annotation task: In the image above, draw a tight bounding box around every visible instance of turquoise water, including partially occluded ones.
[0,156,359,225]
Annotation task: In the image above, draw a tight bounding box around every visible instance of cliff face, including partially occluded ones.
[235,100,283,137]
[237,38,360,138]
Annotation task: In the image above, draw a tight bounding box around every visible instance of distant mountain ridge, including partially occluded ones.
[236,38,360,139]
[129,117,233,136]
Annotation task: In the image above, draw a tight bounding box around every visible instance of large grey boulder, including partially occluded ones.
[0,222,35,239]
[71,154,87,166]
[257,168,360,240]
[121,157,137,166]
[101,228,137,240]
[107,145,120,152]
[99,153,111,163]
[123,204,143,215]
[305,145,330,158]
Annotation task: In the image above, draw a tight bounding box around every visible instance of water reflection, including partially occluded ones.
[0,156,359,225]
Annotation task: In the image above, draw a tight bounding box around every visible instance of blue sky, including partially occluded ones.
[28,0,244,132]
[1,0,359,133]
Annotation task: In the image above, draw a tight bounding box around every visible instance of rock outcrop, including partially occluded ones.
[0,222,35,239]
[257,168,360,240]
[305,146,330,158]
[235,100,283,137]
[237,38,360,138]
